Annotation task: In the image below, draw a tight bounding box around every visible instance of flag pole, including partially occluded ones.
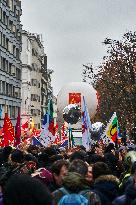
[68,123,71,149]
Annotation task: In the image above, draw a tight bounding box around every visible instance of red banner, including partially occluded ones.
[69,93,81,106]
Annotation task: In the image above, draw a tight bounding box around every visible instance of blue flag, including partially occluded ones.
[32,137,42,146]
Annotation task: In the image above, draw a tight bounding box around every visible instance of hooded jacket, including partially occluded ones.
[112,182,136,205]
[52,172,101,205]
[93,175,119,205]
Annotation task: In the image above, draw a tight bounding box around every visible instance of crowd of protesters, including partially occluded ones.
[0,139,136,205]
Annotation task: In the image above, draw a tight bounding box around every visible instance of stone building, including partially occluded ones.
[21,31,53,129]
[0,0,22,128]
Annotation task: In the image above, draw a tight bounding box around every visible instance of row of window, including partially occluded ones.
[31,79,40,88]
[0,80,21,98]
[0,56,21,80]
[32,48,43,63]
[31,94,40,102]
[0,8,21,39]
[0,32,20,60]
[0,104,20,119]
[31,63,39,71]
[31,109,41,116]
[1,0,21,20]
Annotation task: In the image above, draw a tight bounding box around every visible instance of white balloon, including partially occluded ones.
[57,82,98,126]
[92,122,104,131]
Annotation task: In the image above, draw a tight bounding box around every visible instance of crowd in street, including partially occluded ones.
[0,141,136,205]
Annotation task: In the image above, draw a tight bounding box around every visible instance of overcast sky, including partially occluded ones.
[21,0,136,95]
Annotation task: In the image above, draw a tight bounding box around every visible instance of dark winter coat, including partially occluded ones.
[52,172,101,205]
[93,175,119,205]
[0,193,3,205]
[112,182,136,205]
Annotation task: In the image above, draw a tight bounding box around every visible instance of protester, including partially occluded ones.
[69,150,87,162]
[3,174,52,205]
[112,162,136,205]
[92,162,119,205]
[86,164,94,187]
[0,136,136,205]
[119,151,136,194]
[49,159,69,192]
[68,159,88,176]
[52,160,101,205]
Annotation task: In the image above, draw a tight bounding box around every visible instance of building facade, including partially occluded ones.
[41,55,48,121]
[21,31,52,129]
[0,0,22,128]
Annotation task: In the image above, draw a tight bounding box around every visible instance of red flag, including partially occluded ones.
[0,128,3,147]
[22,121,29,131]
[48,120,56,142]
[14,111,21,146]
[2,113,14,147]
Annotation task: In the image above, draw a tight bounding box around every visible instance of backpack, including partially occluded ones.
[57,187,91,205]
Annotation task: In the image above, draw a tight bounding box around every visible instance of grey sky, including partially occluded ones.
[21,0,136,95]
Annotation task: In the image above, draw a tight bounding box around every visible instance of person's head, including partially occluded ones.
[62,172,88,193]
[44,147,58,157]
[104,143,115,153]
[86,165,93,184]
[120,147,128,159]
[9,150,24,165]
[69,150,87,162]
[69,159,88,176]
[49,154,64,163]
[88,153,105,164]
[94,145,103,156]
[27,145,39,156]
[92,162,111,180]
[3,174,52,205]
[51,160,69,186]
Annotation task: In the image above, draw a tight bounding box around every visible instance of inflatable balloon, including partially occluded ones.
[57,82,98,127]
[63,104,81,124]
[90,122,105,141]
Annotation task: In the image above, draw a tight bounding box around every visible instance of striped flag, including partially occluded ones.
[101,112,118,144]
[82,96,92,151]
[39,113,51,147]
[39,99,56,147]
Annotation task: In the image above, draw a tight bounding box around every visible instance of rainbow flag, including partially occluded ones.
[101,112,118,144]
